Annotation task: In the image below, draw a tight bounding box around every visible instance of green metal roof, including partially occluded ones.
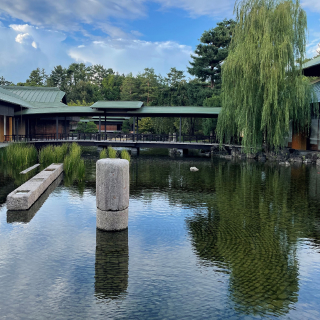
[0,87,34,109]
[14,105,220,118]
[0,86,65,103]
[15,106,102,116]
[303,56,320,70]
[91,101,144,109]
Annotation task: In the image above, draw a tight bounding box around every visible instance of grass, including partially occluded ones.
[120,150,131,162]
[39,143,69,166]
[99,147,130,162]
[1,143,38,169]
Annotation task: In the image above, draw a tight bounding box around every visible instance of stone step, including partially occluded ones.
[6,163,63,210]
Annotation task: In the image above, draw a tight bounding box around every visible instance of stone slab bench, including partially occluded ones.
[6,163,63,210]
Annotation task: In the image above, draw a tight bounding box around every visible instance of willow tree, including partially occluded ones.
[217,0,315,151]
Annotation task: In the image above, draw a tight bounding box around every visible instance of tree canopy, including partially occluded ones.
[188,19,236,89]
[217,0,315,151]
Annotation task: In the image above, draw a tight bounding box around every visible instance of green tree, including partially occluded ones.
[139,68,159,105]
[26,68,47,86]
[75,121,97,133]
[47,65,68,90]
[120,73,140,101]
[0,76,13,86]
[217,0,315,152]
[188,19,236,89]
[101,73,124,100]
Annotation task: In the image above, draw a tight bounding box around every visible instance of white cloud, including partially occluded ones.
[155,0,234,17]
[302,0,320,12]
[0,24,73,83]
[15,32,31,44]
[68,38,193,76]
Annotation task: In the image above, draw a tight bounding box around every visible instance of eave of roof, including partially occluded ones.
[0,87,34,109]
[0,86,65,103]
[91,101,144,109]
[303,56,320,70]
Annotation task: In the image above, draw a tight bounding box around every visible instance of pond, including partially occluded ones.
[0,148,320,319]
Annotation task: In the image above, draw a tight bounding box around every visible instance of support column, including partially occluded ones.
[133,117,136,134]
[15,118,19,141]
[104,111,107,135]
[99,116,101,134]
[179,117,182,142]
[64,116,67,137]
[136,117,139,135]
[56,117,59,140]
[4,115,6,136]
[96,159,129,231]
[27,118,30,140]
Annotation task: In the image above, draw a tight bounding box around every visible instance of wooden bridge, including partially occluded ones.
[4,133,241,152]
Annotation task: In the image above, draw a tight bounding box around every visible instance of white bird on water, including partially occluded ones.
[190,167,199,172]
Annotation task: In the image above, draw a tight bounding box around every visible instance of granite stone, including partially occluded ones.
[6,164,63,210]
[96,208,128,231]
[96,159,129,211]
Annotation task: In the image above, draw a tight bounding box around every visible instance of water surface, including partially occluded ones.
[0,149,320,319]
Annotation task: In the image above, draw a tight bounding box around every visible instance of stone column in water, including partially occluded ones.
[96,159,129,231]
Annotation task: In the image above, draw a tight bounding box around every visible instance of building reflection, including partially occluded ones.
[95,229,129,300]
[6,173,63,224]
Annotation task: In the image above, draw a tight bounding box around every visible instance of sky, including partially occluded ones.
[0,0,319,84]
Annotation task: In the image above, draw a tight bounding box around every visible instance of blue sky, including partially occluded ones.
[0,0,319,83]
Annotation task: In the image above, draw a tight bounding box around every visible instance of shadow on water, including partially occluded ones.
[95,229,129,300]
[6,173,63,224]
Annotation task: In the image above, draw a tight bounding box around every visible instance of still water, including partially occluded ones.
[0,148,320,319]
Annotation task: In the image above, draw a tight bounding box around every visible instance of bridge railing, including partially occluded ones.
[4,133,222,144]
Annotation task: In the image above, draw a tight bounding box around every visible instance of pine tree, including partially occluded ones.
[217,0,315,151]
[120,73,140,101]
[188,19,236,89]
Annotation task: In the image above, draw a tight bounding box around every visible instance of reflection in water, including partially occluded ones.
[185,163,312,317]
[6,174,63,224]
[95,229,128,300]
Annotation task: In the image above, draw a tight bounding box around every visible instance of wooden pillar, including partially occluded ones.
[64,116,67,136]
[56,117,59,140]
[133,117,136,134]
[99,116,101,134]
[4,115,6,136]
[179,117,182,142]
[15,118,19,140]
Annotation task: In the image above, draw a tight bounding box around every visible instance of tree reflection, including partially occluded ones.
[185,162,318,317]
[94,229,129,300]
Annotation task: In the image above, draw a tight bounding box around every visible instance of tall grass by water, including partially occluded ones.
[39,144,69,166]
[64,143,85,182]
[100,147,130,162]
[0,143,38,169]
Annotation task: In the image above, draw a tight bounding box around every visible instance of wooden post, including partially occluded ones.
[99,116,101,134]
[179,117,182,142]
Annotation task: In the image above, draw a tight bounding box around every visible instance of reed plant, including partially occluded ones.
[120,150,131,162]
[2,143,38,169]
[39,143,69,166]
[107,146,117,158]
[100,148,107,159]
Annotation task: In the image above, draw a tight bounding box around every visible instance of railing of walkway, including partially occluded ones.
[4,133,224,144]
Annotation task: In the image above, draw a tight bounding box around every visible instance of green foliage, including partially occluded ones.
[107,146,117,158]
[26,68,47,86]
[100,148,107,159]
[120,73,140,101]
[1,143,38,169]
[188,19,236,89]
[63,143,82,176]
[0,76,13,86]
[75,121,97,133]
[121,120,131,134]
[120,150,131,162]
[39,143,69,166]
[138,117,155,133]
[217,0,315,152]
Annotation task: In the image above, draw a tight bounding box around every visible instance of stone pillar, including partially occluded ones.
[96,159,129,231]
[173,132,177,142]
